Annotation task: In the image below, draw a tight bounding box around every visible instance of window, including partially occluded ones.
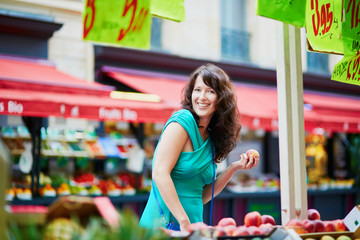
[221,0,250,62]
[307,51,329,74]
[150,17,162,51]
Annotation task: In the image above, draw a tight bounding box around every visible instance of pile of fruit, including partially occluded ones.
[285,209,348,234]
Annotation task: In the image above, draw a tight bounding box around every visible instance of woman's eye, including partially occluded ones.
[209,90,215,94]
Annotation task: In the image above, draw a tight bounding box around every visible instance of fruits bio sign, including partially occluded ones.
[306,0,343,54]
[83,0,151,49]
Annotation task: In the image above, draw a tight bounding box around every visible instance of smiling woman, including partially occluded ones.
[139,64,260,232]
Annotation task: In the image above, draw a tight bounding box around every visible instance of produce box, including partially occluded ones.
[47,195,120,227]
[6,205,48,226]
[344,205,360,238]
[299,231,353,240]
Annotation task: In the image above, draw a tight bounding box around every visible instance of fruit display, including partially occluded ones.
[40,184,57,197]
[285,208,349,234]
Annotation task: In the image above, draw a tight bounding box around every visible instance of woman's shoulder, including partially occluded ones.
[169,109,194,121]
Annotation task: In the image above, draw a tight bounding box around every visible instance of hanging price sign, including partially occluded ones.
[342,0,360,41]
[151,0,185,22]
[256,0,306,27]
[83,0,151,49]
[331,51,360,86]
[306,0,343,54]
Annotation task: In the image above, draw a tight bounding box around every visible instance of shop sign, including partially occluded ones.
[306,0,344,54]
[83,0,151,49]
[98,107,137,121]
[7,100,23,114]
[256,0,306,27]
[150,0,185,22]
[331,51,360,86]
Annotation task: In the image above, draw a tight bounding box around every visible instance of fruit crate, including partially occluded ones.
[217,234,269,240]
[299,231,353,240]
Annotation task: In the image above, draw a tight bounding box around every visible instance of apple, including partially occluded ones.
[232,226,250,236]
[308,209,321,220]
[324,221,336,232]
[187,222,209,232]
[218,217,237,227]
[332,219,347,232]
[244,211,262,227]
[302,219,316,233]
[246,149,260,160]
[336,235,352,240]
[314,219,325,232]
[247,226,262,235]
[261,215,275,225]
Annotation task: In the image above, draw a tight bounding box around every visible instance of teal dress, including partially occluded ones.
[139,109,217,229]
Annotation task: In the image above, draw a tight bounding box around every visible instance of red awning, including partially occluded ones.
[0,56,174,123]
[103,68,360,133]
[0,55,114,95]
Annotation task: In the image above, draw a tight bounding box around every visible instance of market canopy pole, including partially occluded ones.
[276,22,307,225]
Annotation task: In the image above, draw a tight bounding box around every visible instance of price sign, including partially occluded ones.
[342,0,360,41]
[331,51,360,86]
[256,0,306,27]
[306,0,343,54]
[151,0,185,22]
[83,0,151,49]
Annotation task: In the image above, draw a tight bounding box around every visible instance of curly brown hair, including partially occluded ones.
[181,63,241,163]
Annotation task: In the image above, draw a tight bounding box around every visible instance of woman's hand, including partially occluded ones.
[179,219,191,232]
[232,150,259,170]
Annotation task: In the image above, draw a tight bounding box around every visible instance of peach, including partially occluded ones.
[285,218,303,227]
[332,219,347,232]
[314,219,325,232]
[213,225,227,237]
[246,149,260,160]
[308,209,321,220]
[223,225,237,236]
[247,226,262,235]
[302,219,316,233]
[232,226,250,236]
[244,211,262,227]
[218,217,237,227]
[324,221,336,232]
[261,214,275,225]
[259,223,274,234]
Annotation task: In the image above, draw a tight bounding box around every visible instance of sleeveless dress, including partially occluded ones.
[139,109,217,229]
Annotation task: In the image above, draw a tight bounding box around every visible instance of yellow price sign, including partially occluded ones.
[332,51,360,86]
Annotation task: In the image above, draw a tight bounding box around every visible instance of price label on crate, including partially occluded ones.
[150,0,185,22]
[306,0,344,54]
[83,0,151,49]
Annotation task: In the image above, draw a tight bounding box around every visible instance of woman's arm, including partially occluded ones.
[202,153,259,204]
[152,122,191,231]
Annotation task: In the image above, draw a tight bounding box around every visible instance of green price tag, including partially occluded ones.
[150,0,185,22]
[256,0,306,27]
[342,0,360,42]
[83,0,152,49]
[331,52,360,86]
[306,0,343,54]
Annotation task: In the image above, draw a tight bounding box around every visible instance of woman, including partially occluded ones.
[139,64,259,231]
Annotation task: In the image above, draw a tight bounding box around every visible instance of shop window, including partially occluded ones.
[150,17,162,51]
[220,0,250,62]
[307,51,329,74]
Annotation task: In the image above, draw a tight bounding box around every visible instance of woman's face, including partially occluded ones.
[191,76,217,122]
